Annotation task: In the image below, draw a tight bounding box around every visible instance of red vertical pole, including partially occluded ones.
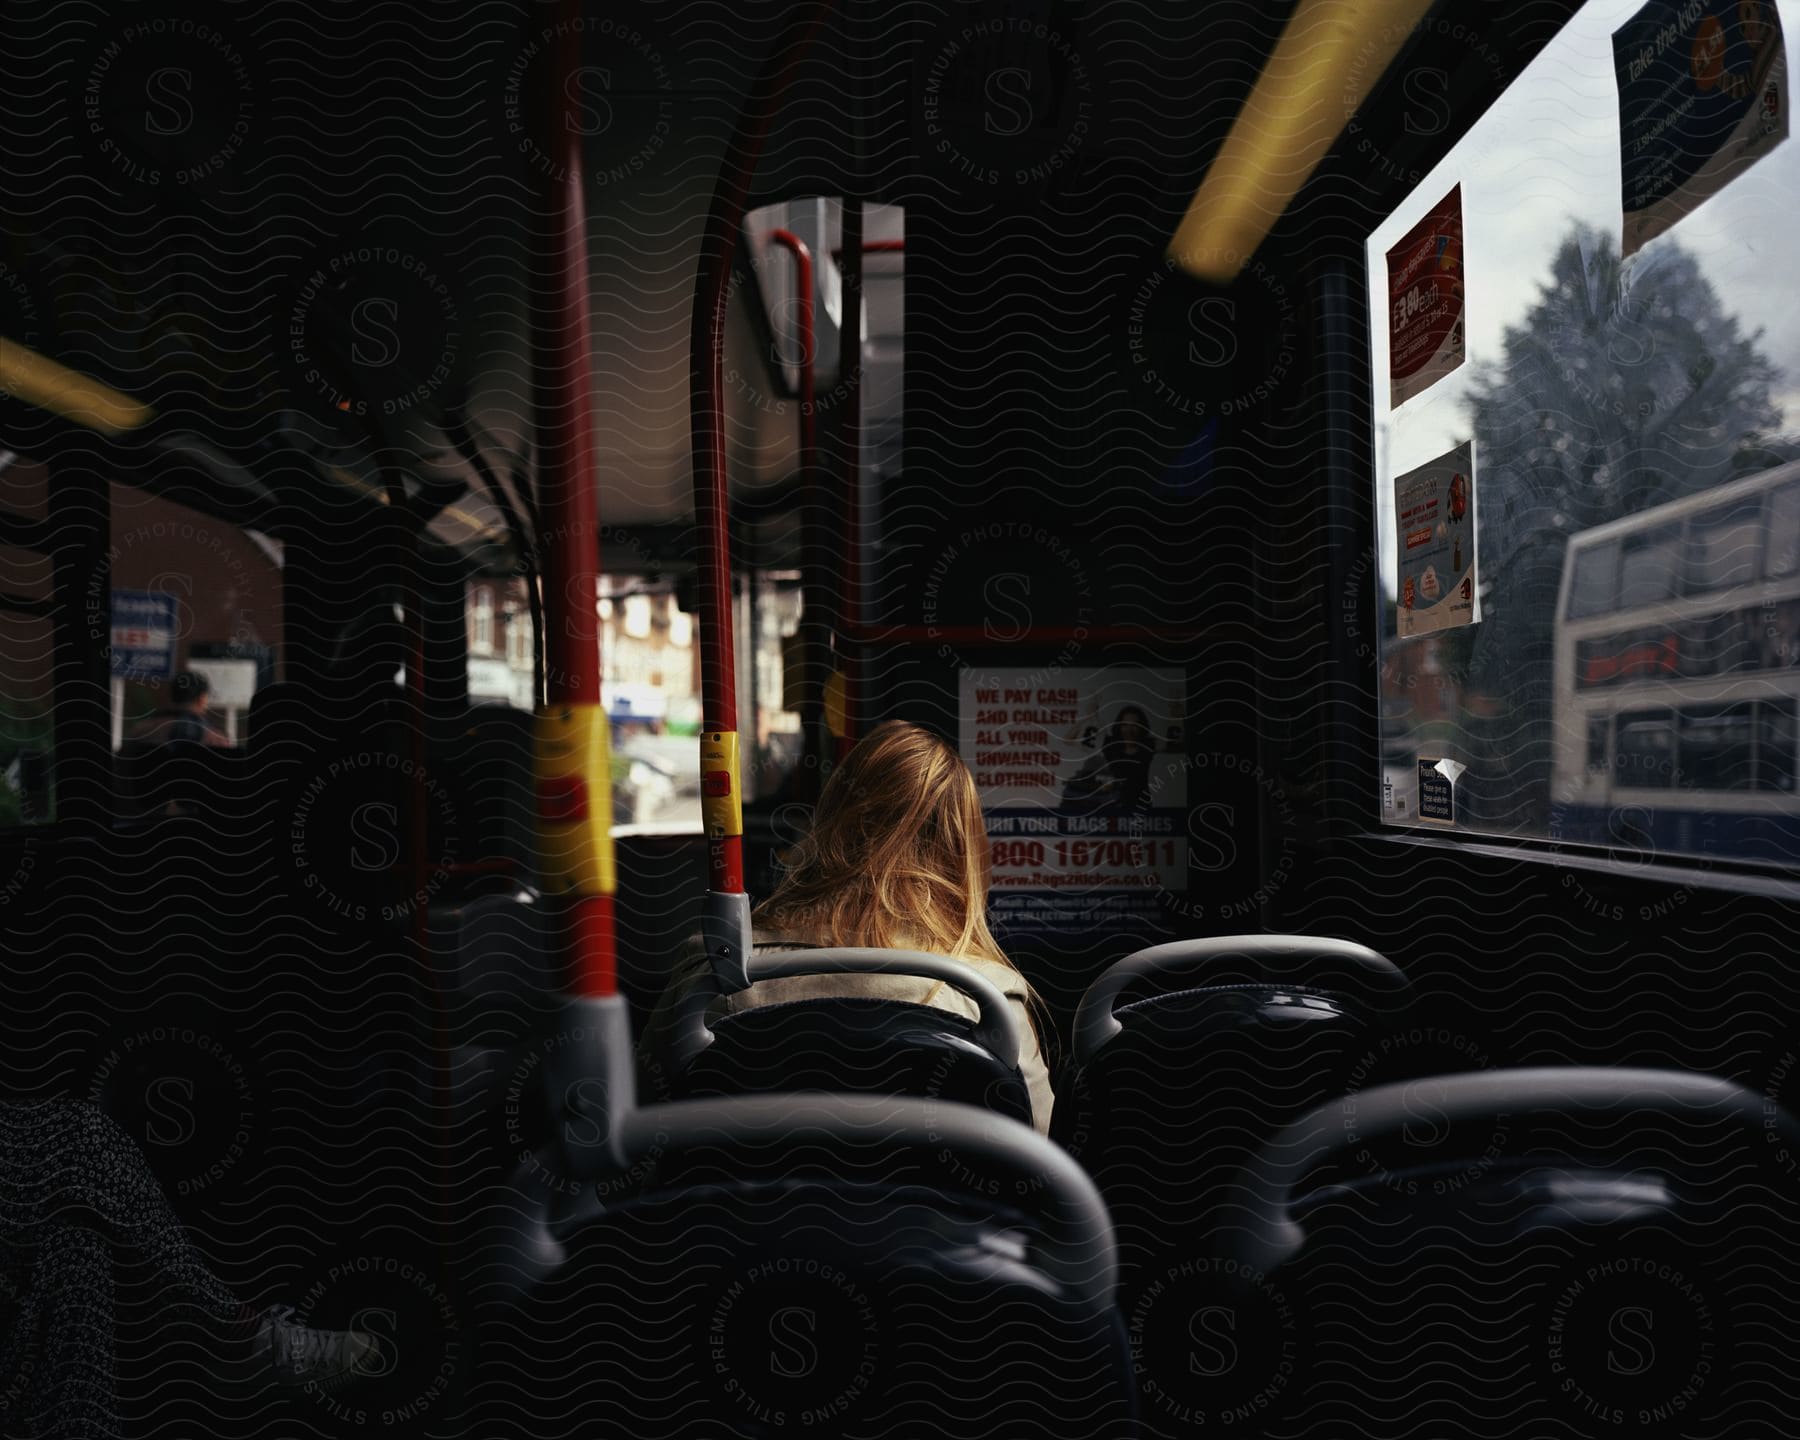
[836,200,863,750]
[691,5,831,966]
[533,0,615,999]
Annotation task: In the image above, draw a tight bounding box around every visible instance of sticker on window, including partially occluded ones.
[1613,0,1788,259]
[1394,440,1478,639]
[1385,184,1465,408]
[1417,757,1464,825]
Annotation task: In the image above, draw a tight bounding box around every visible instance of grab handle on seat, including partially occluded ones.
[668,946,1022,1074]
[614,1093,1116,1307]
[1224,1066,1800,1273]
[1072,934,1406,1063]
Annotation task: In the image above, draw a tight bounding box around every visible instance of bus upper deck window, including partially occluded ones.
[1768,483,1800,579]
[1686,498,1762,594]
[1618,526,1683,611]
[1567,540,1619,619]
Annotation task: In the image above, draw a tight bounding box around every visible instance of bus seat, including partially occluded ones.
[474,1093,1137,1438]
[1183,1067,1800,1436]
[435,705,537,878]
[431,886,556,1047]
[113,737,229,825]
[656,948,1034,1126]
[1054,935,1411,1270]
[244,680,316,757]
[422,885,562,1169]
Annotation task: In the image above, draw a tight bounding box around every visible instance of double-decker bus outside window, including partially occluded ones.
[1770,481,1800,577]
[1618,525,1684,609]
[1687,496,1763,593]
[1615,709,1676,789]
[1567,540,1620,620]
[1761,700,1800,791]
[1679,704,1756,790]
[1369,0,1800,866]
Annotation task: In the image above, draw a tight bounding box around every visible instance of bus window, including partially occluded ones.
[1769,482,1800,580]
[109,487,283,755]
[1618,525,1683,611]
[1367,0,1800,864]
[1566,540,1618,620]
[465,577,534,709]
[1677,705,1754,792]
[0,608,54,826]
[1703,610,1756,678]
[1,455,54,825]
[747,571,804,803]
[1580,627,1679,687]
[1763,599,1800,671]
[1756,701,1798,793]
[1584,716,1608,774]
[1614,711,1675,790]
[1686,497,1762,594]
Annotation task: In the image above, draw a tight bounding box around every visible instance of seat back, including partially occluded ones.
[1056,935,1410,1267]
[658,948,1034,1125]
[475,1093,1136,1438]
[1142,1067,1800,1437]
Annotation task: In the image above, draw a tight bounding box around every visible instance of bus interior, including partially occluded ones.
[3,0,1800,1435]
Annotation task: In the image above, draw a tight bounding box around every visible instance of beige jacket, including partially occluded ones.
[640,927,1055,1134]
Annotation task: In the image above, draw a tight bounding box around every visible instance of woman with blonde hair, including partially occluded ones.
[641,720,1056,1133]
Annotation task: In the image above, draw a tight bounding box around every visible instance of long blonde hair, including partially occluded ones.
[755,721,1058,1063]
[756,727,1058,1065]
[755,720,1006,962]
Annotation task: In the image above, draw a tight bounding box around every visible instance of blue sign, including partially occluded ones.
[1614,0,1788,257]
[110,590,178,682]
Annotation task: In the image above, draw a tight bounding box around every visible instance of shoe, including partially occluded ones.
[250,1304,378,1386]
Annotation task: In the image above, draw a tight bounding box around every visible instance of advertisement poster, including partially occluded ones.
[109,590,177,682]
[957,666,1187,934]
[1614,0,1787,258]
[1385,184,1465,408]
[1394,440,1478,639]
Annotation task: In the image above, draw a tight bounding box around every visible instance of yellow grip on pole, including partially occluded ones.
[700,730,743,839]
[823,670,847,739]
[534,703,616,895]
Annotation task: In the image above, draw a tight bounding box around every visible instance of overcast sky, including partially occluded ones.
[1369,0,1800,593]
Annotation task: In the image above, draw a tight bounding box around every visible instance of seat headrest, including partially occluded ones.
[1229,1066,1800,1272]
